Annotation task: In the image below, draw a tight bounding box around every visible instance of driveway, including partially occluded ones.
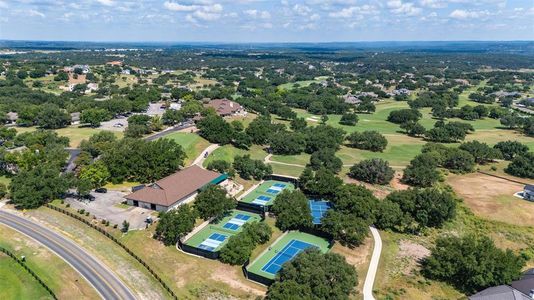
[66,191,155,230]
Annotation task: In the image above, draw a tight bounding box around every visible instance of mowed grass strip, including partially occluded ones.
[0,254,52,300]
[14,126,123,148]
[0,224,99,299]
[246,231,331,280]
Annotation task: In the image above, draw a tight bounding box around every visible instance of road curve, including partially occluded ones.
[0,210,136,300]
[363,226,382,300]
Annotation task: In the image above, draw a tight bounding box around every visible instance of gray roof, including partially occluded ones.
[525,185,534,193]
[512,277,534,296]
[469,285,531,300]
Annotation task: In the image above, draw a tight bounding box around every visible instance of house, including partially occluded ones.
[6,112,18,124]
[204,99,244,117]
[524,185,534,201]
[70,112,80,125]
[343,94,362,105]
[469,269,534,300]
[124,165,228,212]
[86,83,99,92]
[469,285,532,300]
[393,88,411,95]
[106,61,123,67]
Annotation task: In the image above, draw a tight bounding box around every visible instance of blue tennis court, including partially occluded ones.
[222,214,251,230]
[273,183,287,188]
[309,200,332,225]
[198,233,227,251]
[261,239,316,275]
[266,188,280,194]
[252,195,271,205]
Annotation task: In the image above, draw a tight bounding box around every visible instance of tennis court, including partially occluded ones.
[309,200,332,225]
[246,231,331,280]
[239,180,295,206]
[184,210,261,252]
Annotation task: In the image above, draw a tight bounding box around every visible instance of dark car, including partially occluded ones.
[95,187,107,193]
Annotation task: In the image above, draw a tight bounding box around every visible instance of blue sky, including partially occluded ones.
[0,0,532,42]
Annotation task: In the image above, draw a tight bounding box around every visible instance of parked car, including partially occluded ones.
[95,187,107,193]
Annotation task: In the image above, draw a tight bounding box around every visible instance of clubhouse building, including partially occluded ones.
[124,165,227,212]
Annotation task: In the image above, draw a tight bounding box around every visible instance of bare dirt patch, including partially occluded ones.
[210,264,265,296]
[331,236,374,297]
[448,173,534,227]
[396,240,430,276]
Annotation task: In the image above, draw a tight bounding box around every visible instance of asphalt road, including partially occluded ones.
[0,210,136,300]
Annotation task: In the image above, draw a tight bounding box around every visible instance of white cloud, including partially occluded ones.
[28,9,45,18]
[309,13,320,21]
[449,9,490,19]
[164,2,197,11]
[244,9,271,19]
[96,0,113,6]
[419,0,447,8]
[0,1,7,9]
[293,4,312,16]
[329,5,378,18]
[388,1,422,16]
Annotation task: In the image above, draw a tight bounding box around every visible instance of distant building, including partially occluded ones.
[124,165,228,212]
[393,88,411,95]
[204,99,244,117]
[6,112,18,124]
[106,61,123,67]
[70,112,80,124]
[86,83,99,92]
[343,94,362,105]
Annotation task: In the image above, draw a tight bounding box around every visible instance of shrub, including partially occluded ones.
[346,131,388,152]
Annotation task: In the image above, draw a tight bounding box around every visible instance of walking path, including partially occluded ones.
[363,226,382,300]
[191,144,220,167]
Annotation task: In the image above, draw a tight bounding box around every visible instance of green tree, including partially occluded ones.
[267,249,358,300]
[194,185,235,220]
[494,141,529,160]
[219,234,255,265]
[348,158,394,185]
[81,108,111,128]
[346,131,388,152]
[272,190,313,231]
[339,112,359,126]
[387,109,422,124]
[321,210,369,248]
[309,148,342,173]
[300,167,343,198]
[233,154,272,180]
[78,161,111,188]
[76,177,92,198]
[303,125,345,153]
[269,131,306,155]
[154,205,196,246]
[332,184,378,222]
[10,165,69,209]
[36,104,70,129]
[422,235,525,294]
[505,152,534,179]
[459,141,501,164]
[197,114,234,144]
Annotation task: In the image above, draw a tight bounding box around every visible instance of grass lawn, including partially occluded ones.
[0,224,98,299]
[14,126,123,148]
[161,132,211,165]
[203,145,268,167]
[270,163,305,177]
[0,175,11,186]
[277,76,329,90]
[225,112,258,128]
[0,254,52,300]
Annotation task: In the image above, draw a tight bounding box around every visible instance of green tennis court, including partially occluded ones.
[246,231,331,280]
[184,210,262,252]
[239,180,295,206]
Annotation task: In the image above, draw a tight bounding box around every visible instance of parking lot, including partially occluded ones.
[66,190,157,230]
